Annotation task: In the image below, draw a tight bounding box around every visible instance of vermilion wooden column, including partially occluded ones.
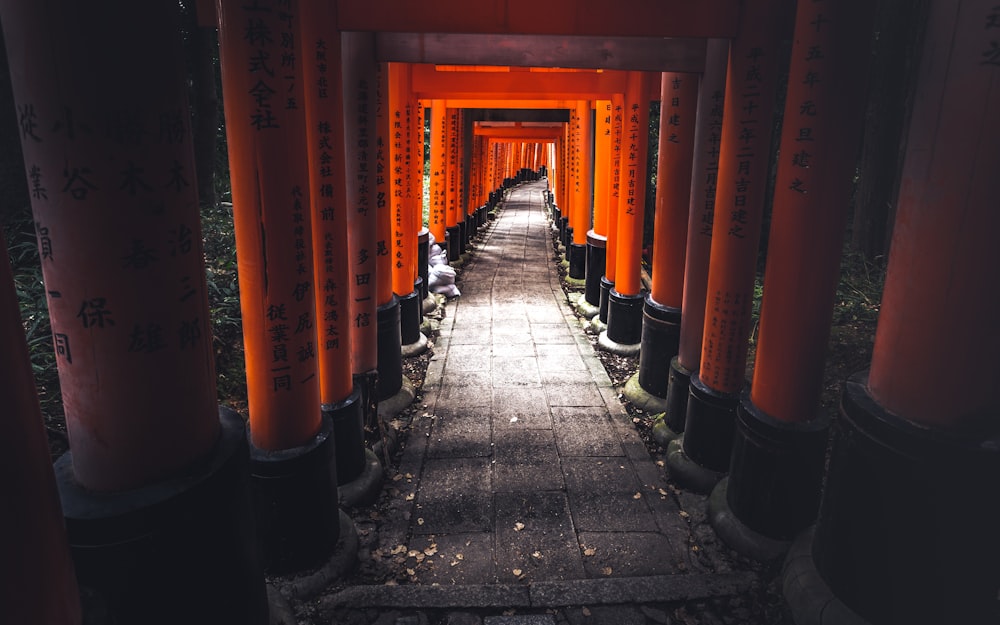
[342,32,382,488]
[601,72,653,352]
[599,93,625,324]
[445,107,461,261]
[569,100,592,280]
[663,39,729,438]
[374,62,404,405]
[787,2,1000,623]
[0,238,80,625]
[670,0,794,493]
[389,63,426,355]
[1,0,266,619]
[414,100,430,302]
[631,72,698,407]
[429,100,448,250]
[706,0,873,560]
[584,100,612,309]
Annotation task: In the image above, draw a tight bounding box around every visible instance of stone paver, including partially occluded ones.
[387,180,689,604]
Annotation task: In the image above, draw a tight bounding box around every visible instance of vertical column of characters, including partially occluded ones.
[7,1,221,487]
[342,32,378,375]
[593,101,612,238]
[389,63,409,297]
[699,4,790,395]
[677,40,728,374]
[574,100,593,245]
[605,93,625,284]
[614,72,653,298]
[238,0,319,450]
[650,73,698,309]
[429,101,447,244]
[300,1,352,405]
[446,108,459,228]
[375,63,393,307]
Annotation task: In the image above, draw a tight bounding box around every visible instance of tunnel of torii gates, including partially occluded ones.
[1,0,997,624]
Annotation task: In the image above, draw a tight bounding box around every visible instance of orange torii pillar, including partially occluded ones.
[627,72,698,412]
[389,63,428,358]
[445,107,462,262]
[582,100,613,313]
[374,62,408,416]
[342,31,384,494]
[598,93,625,326]
[568,100,593,281]
[707,0,873,559]
[662,39,730,440]
[1,1,264,619]
[219,0,340,576]
[599,72,654,353]
[786,2,1000,622]
[428,100,448,256]
[415,100,431,303]
[1,237,80,623]
[667,0,794,494]
[558,120,573,250]
[301,0,369,520]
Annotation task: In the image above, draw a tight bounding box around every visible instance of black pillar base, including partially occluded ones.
[724,390,829,540]
[637,296,681,399]
[376,296,403,402]
[551,205,560,226]
[413,276,427,311]
[605,289,644,345]
[326,385,366,486]
[805,371,1000,625]
[417,229,429,299]
[458,220,467,254]
[249,414,340,575]
[681,373,740,473]
[664,356,693,434]
[399,289,422,346]
[446,226,460,262]
[708,477,792,562]
[568,243,586,279]
[598,276,613,323]
[559,216,569,248]
[562,223,573,252]
[584,231,606,307]
[55,406,268,625]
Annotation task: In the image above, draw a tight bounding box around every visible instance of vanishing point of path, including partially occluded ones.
[325,180,755,623]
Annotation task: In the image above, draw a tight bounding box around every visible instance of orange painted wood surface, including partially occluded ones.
[302,0,353,405]
[572,100,592,245]
[389,63,416,297]
[868,0,1000,430]
[677,39,729,371]
[429,100,448,244]
[337,0,740,38]
[750,0,875,422]
[376,63,395,306]
[604,93,624,282]
[343,31,379,374]
[613,72,654,297]
[649,72,698,308]
[5,0,221,480]
[697,0,794,395]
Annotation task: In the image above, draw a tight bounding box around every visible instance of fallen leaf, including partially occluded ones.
[656,460,666,467]
[531,551,543,560]
[679,510,690,519]
[582,607,592,616]
[510,416,518,423]
[456,553,464,560]
[503,610,516,616]
[408,550,420,558]
[392,474,404,482]
[512,568,523,576]
[417,517,425,525]
[514,522,525,531]
[391,545,407,555]
[405,493,415,501]
[658,488,669,496]
[406,568,415,576]
[450,560,460,567]
[633,492,642,499]
[384,579,398,586]
[691,545,700,552]
[583,547,597,557]
[424,546,438,556]
[602,566,613,576]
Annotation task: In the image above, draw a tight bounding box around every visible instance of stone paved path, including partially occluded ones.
[387,179,694,589]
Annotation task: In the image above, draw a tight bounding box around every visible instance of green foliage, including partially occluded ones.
[3,217,62,421]
[199,201,247,404]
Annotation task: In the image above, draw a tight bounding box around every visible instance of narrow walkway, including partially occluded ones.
[350,180,753,620]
